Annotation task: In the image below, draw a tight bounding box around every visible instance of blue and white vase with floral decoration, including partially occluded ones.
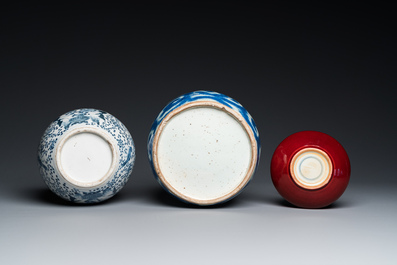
[38,108,135,203]
[148,91,260,206]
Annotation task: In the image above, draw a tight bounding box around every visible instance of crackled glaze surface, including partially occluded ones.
[38,108,135,203]
[148,91,260,205]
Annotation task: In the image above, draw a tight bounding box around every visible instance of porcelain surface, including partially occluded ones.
[148,90,260,205]
[271,131,350,208]
[38,108,135,203]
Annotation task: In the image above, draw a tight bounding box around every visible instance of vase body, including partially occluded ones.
[271,131,350,208]
[38,108,135,203]
[148,91,260,206]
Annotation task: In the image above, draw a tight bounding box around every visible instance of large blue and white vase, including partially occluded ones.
[38,108,135,203]
[148,91,260,206]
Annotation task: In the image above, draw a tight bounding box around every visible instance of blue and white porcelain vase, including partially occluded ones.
[38,108,135,203]
[148,91,260,206]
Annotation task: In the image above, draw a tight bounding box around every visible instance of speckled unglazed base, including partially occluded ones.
[148,91,260,205]
[38,109,135,203]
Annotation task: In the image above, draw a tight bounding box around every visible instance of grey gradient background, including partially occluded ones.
[1,3,396,264]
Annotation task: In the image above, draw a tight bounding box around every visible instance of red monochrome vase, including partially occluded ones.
[271,131,351,208]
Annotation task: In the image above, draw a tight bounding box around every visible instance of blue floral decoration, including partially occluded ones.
[38,108,135,203]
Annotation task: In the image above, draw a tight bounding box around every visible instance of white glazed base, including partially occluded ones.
[290,147,333,190]
[55,127,118,188]
[153,101,257,205]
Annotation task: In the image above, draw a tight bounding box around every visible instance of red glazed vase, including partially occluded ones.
[271,131,351,208]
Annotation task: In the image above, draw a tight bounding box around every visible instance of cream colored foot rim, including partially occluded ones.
[290,148,333,190]
[153,101,257,205]
[56,127,118,188]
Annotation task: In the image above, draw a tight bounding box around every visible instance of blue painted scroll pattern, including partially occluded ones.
[38,109,135,203]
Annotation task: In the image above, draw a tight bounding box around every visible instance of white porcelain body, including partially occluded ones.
[148,91,260,205]
[38,108,135,203]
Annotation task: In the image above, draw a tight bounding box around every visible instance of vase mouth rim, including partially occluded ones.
[55,126,119,188]
[152,100,258,205]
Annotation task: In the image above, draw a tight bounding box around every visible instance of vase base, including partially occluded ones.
[56,127,118,188]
